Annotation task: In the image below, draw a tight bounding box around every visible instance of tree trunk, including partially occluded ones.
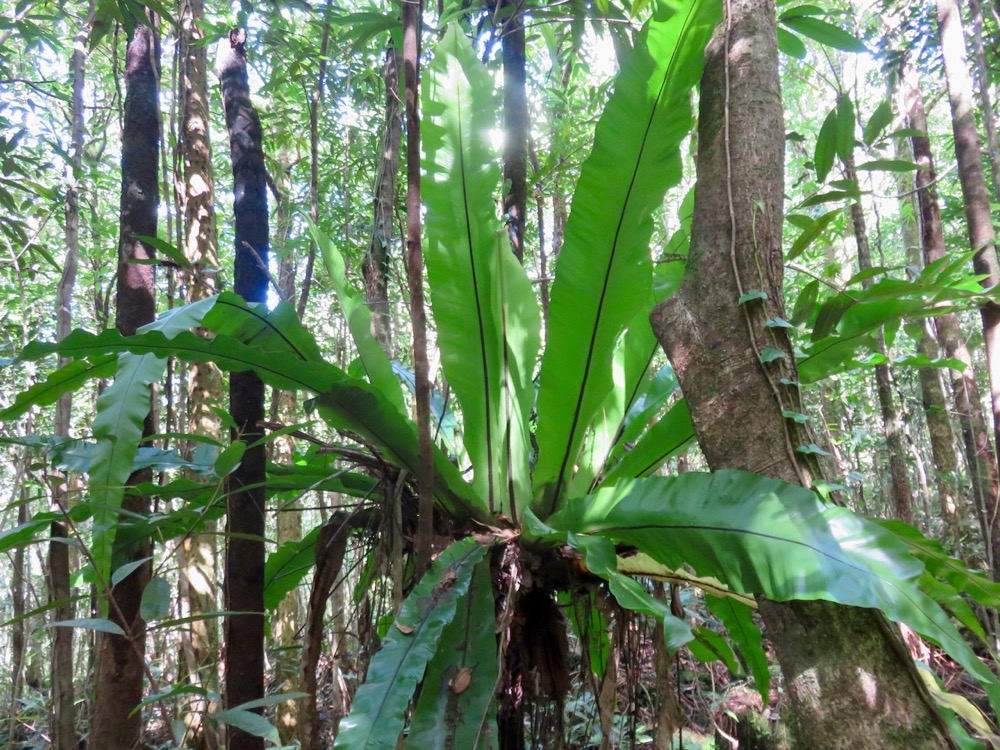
[48,11,90,748]
[903,52,1000,578]
[91,16,160,749]
[937,0,1000,581]
[9,478,27,733]
[501,0,528,263]
[178,0,221,743]
[301,516,349,750]
[363,44,401,354]
[844,158,914,523]
[297,21,331,319]
[650,2,952,747]
[969,0,1000,200]
[402,0,435,574]
[528,140,548,319]
[893,94,963,544]
[218,28,269,750]
[270,155,303,746]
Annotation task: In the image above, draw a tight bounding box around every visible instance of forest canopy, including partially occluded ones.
[1,0,1000,748]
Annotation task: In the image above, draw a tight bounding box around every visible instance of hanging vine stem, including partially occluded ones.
[722,0,809,488]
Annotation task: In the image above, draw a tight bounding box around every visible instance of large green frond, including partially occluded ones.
[407,556,499,749]
[548,470,1000,711]
[335,537,489,750]
[533,0,720,515]
[423,26,540,516]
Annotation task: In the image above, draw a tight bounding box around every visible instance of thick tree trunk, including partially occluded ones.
[363,44,401,354]
[937,0,1000,581]
[650,3,952,747]
[501,0,528,262]
[92,17,160,749]
[218,28,269,750]
[844,158,914,523]
[178,0,220,744]
[905,49,1000,579]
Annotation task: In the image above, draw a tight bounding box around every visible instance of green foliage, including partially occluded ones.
[212,693,308,745]
[18,313,489,524]
[264,526,322,612]
[797,258,985,383]
[334,537,489,750]
[778,8,866,52]
[533,0,720,514]
[863,99,893,146]
[406,556,499,749]
[545,469,1000,709]
[5,0,1000,742]
[423,26,540,517]
[0,356,118,421]
[314,222,406,415]
[706,596,769,698]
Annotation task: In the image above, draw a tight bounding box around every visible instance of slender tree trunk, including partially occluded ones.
[9,477,28,733]
[528,140,548,319]
[903,35,1000,578]
[48,12,90,749]
[651,584,680,750]
[925,5,1000,578]
[970,0,1000,199]
[363,44,402,354]
[301,516,349,750]
[501,0,528,262]
[269,154,304,746]
[914,320,963,531]
[402,0,434,574]
[218,28,269,750]
[543,56,574,321]
[177,0,220,743]
[844,158,914,523]
[92,16,160,749]
[651,2,952,746]
[297,21,330,319]
[894,108,963,542]
[902,60,996,560]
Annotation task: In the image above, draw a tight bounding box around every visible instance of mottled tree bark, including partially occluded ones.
[91,16,160,749]
[218,28,269,750]
[650,2,952,746]
[925,6,1000,579]
[363,45,401,354]
[10,478,27,732]
[937,0,1000,582]
[177,0,220,744]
